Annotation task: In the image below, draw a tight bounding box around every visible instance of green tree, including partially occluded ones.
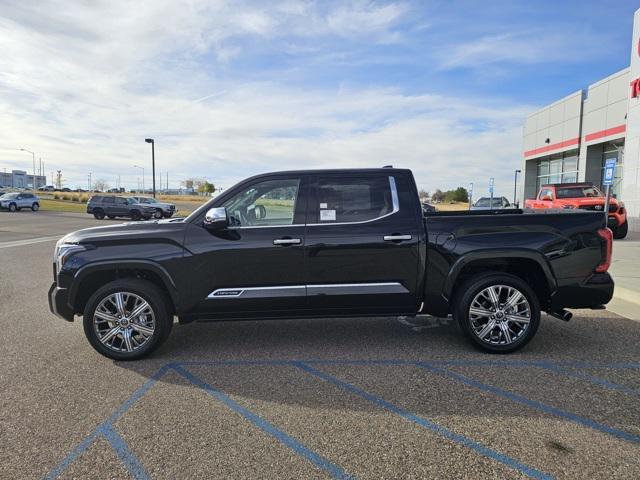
[431,189,445,202]
[445,187,469,203]
[197,181,215,195]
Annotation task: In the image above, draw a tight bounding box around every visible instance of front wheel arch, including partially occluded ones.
[69,262,180,316]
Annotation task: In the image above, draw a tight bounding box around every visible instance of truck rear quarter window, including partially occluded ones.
[316,176,393,223]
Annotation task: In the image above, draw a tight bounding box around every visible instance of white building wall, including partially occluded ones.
[624,8,640,231]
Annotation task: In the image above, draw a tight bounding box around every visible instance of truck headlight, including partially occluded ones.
[54,240,86,272]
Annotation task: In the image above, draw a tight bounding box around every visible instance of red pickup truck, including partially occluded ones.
[524,182,628,239]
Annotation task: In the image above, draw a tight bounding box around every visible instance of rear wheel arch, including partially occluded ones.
[70,261,179,316]
[445,252,555,310]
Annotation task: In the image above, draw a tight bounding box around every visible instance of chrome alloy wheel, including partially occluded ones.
[93,292,156,353]
[469,285,531,345]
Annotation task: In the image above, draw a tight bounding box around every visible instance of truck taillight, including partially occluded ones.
[595,228,613,273]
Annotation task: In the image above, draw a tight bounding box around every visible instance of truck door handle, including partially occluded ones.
[273,238,301,245]
[383,235,412,242]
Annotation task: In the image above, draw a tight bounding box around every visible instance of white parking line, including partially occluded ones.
[0,235,61,249]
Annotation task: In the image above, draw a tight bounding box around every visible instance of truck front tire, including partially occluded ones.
[454,272,540,354]
[82,279,173,360]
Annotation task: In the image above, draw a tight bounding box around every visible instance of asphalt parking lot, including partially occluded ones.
[1,211,639,479]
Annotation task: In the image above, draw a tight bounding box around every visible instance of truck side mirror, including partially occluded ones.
[204,207,228,229]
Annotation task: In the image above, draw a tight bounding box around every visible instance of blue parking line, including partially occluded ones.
[100,424,150,480]
[532,362,640,396]
[175,359,640,369]
[293,361,553,480]
[415,362,640,444]
[44,431,100,480]
[170,364,355,480]
[45,366,169,479]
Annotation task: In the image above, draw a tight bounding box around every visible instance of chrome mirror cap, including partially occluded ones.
[204,207,228,227]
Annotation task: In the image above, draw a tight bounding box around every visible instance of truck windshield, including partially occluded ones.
[556,186,603,199]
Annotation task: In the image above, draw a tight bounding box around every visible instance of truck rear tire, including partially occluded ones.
[614,220,628,239]
[454,272,540,353]
[82,279,173,360]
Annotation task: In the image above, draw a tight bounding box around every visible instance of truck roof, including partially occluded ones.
[252,167,412,175]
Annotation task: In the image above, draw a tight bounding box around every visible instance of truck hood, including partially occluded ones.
[556,197,618,207]
[61,218,187,245]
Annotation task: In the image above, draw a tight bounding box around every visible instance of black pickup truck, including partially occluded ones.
[49,168,614,360]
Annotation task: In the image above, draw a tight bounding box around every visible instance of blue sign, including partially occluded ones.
[603,159,616,186]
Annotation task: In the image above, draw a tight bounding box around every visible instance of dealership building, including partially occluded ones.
[0,169,46,189]
[521,8,640,232]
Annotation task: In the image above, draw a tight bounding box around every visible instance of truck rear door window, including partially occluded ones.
[315,176,393,223]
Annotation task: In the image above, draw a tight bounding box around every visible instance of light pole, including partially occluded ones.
[514,169,521,207]
[19,148,36,190]
[145,138,156,198]
[133,165,145,193]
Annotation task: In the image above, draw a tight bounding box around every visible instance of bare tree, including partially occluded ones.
[93,179,109,192]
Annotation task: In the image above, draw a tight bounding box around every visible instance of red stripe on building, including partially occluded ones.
[584,124,626,142]
[523,137,580,158]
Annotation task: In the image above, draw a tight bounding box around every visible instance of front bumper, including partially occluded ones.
[550,272,614,310]
[48,282,75,322]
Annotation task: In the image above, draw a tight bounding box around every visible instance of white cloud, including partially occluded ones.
[0,0,529,197]
[437,28,614,70]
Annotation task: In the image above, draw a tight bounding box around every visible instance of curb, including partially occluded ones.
[613,286,640,306]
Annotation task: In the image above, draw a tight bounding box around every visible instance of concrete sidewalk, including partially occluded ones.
[608,231,640,321]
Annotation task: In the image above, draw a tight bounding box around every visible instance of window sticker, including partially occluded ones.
[320,209,336,221]
[320,202,328,209]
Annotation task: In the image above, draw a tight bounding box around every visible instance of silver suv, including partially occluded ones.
[0,192,40,212]
[130,196,177,219]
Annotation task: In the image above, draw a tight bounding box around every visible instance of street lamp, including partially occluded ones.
[514,169,521,207]
[145,138,156,198]
[19,148,36,190]
[133,165,145,193]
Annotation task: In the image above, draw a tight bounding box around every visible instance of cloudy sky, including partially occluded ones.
[0,1,637,195]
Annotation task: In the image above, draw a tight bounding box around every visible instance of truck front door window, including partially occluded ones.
[222,178,300,227]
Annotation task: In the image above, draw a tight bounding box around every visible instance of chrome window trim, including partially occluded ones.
[307,175,399,227]
[223,175,399,229]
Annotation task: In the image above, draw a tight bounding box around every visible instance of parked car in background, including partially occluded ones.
[0,192,40,212]
[524,183,628,239]
[471,197,512,210]
[130,196,177,218]
[38,185,56,192]
[421,202,436,214]
[86,195,155,220]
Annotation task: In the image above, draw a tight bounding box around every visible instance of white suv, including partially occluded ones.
[0,192,40,212]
